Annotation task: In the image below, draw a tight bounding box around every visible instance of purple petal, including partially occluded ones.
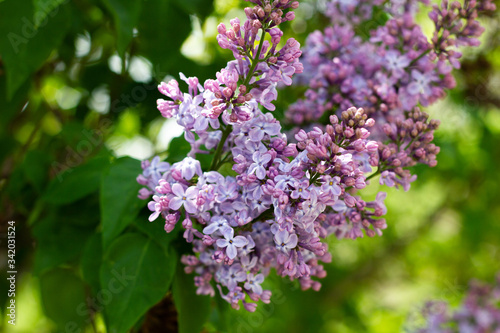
[202,223,219,235]
[169,197,183,210]
[183,200,197,214]
[226,244,237,259]
[407,82,420,95]
[235,270,247,281]
[222,227,234,240]
[256,166,266,180]
[216,239,228,248]
[149,211,160,222]
[185,186,199,199]
[331,185,341,196]
[249,128,265,142]
[282,74,292,86]
[265,123,281,136]
[261,153,272,164]
[274,230,287,244]
[157,162,170,172]
[232,236,249,247]
[286,234,298,249]
[182,166,195,180]
[147,201,157,211]
[253,284,263,295]
[171,183,185,197]
[143,168,152,177]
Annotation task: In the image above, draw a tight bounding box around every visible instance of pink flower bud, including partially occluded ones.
[217,23,226,35]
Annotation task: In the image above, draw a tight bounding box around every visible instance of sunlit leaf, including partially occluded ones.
[39,268,90,330]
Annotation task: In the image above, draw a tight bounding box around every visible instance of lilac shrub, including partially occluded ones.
[136,0,495,311]
[412,275,500,332]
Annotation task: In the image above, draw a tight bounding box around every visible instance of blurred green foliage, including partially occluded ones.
[0,0,499,332]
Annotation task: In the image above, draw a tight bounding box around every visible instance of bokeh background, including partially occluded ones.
[1,0,499,332]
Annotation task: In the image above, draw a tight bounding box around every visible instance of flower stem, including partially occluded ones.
[366,168,381,181]
[210,124,233,171]
[210,27,268,172]
[309,172,321,184]
[242,26,268,87]
[409,48,431,67]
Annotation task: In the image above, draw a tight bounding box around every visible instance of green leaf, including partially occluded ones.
[136,0,191,74]
[100,233,176,333]
[213,292,231,332]
[57,194,101,228]
[33,212,96,275]
[39,268,90,330]
[173,0,214,20]
[81,233,103,295]
[133,210,181,254]
[22,149,50,192]
[173,261,211,333]
[217,162,238,177]
[103,0,142,57]
[0,135,18,166]
[4,167,26,203]
[167,134,191,163]
[0,74,29,136]
[32,0,67,27]
[0,0,71,98]
[43,154,110,205]
[100,156,143,249]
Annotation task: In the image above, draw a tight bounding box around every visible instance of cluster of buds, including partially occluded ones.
[429,0,496,67]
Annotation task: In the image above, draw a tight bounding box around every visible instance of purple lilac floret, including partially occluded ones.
[135,0,494,311]
[412,274,500,333]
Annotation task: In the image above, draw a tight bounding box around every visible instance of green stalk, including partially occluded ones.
[209,124,233,171]
[209,26,269,171]
[242,27,267,87]
[366,167,381,181]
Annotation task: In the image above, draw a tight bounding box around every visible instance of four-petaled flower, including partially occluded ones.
[216,228,249,259]
[224,265,247,290]
[248,152,272,180]
[143,156,170,183]
[274,230,298,254]
[321,175,342,197]
[180,157,202,180]
[290,180,310,200]
[169,184,198,213]
[203,216,229,235]
[244,273,265,295]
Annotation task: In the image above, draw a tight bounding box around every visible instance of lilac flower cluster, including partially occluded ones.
[136,0,494,311]
[288,0,495,190]
[413,274,500,333]
[138,103,387,310]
